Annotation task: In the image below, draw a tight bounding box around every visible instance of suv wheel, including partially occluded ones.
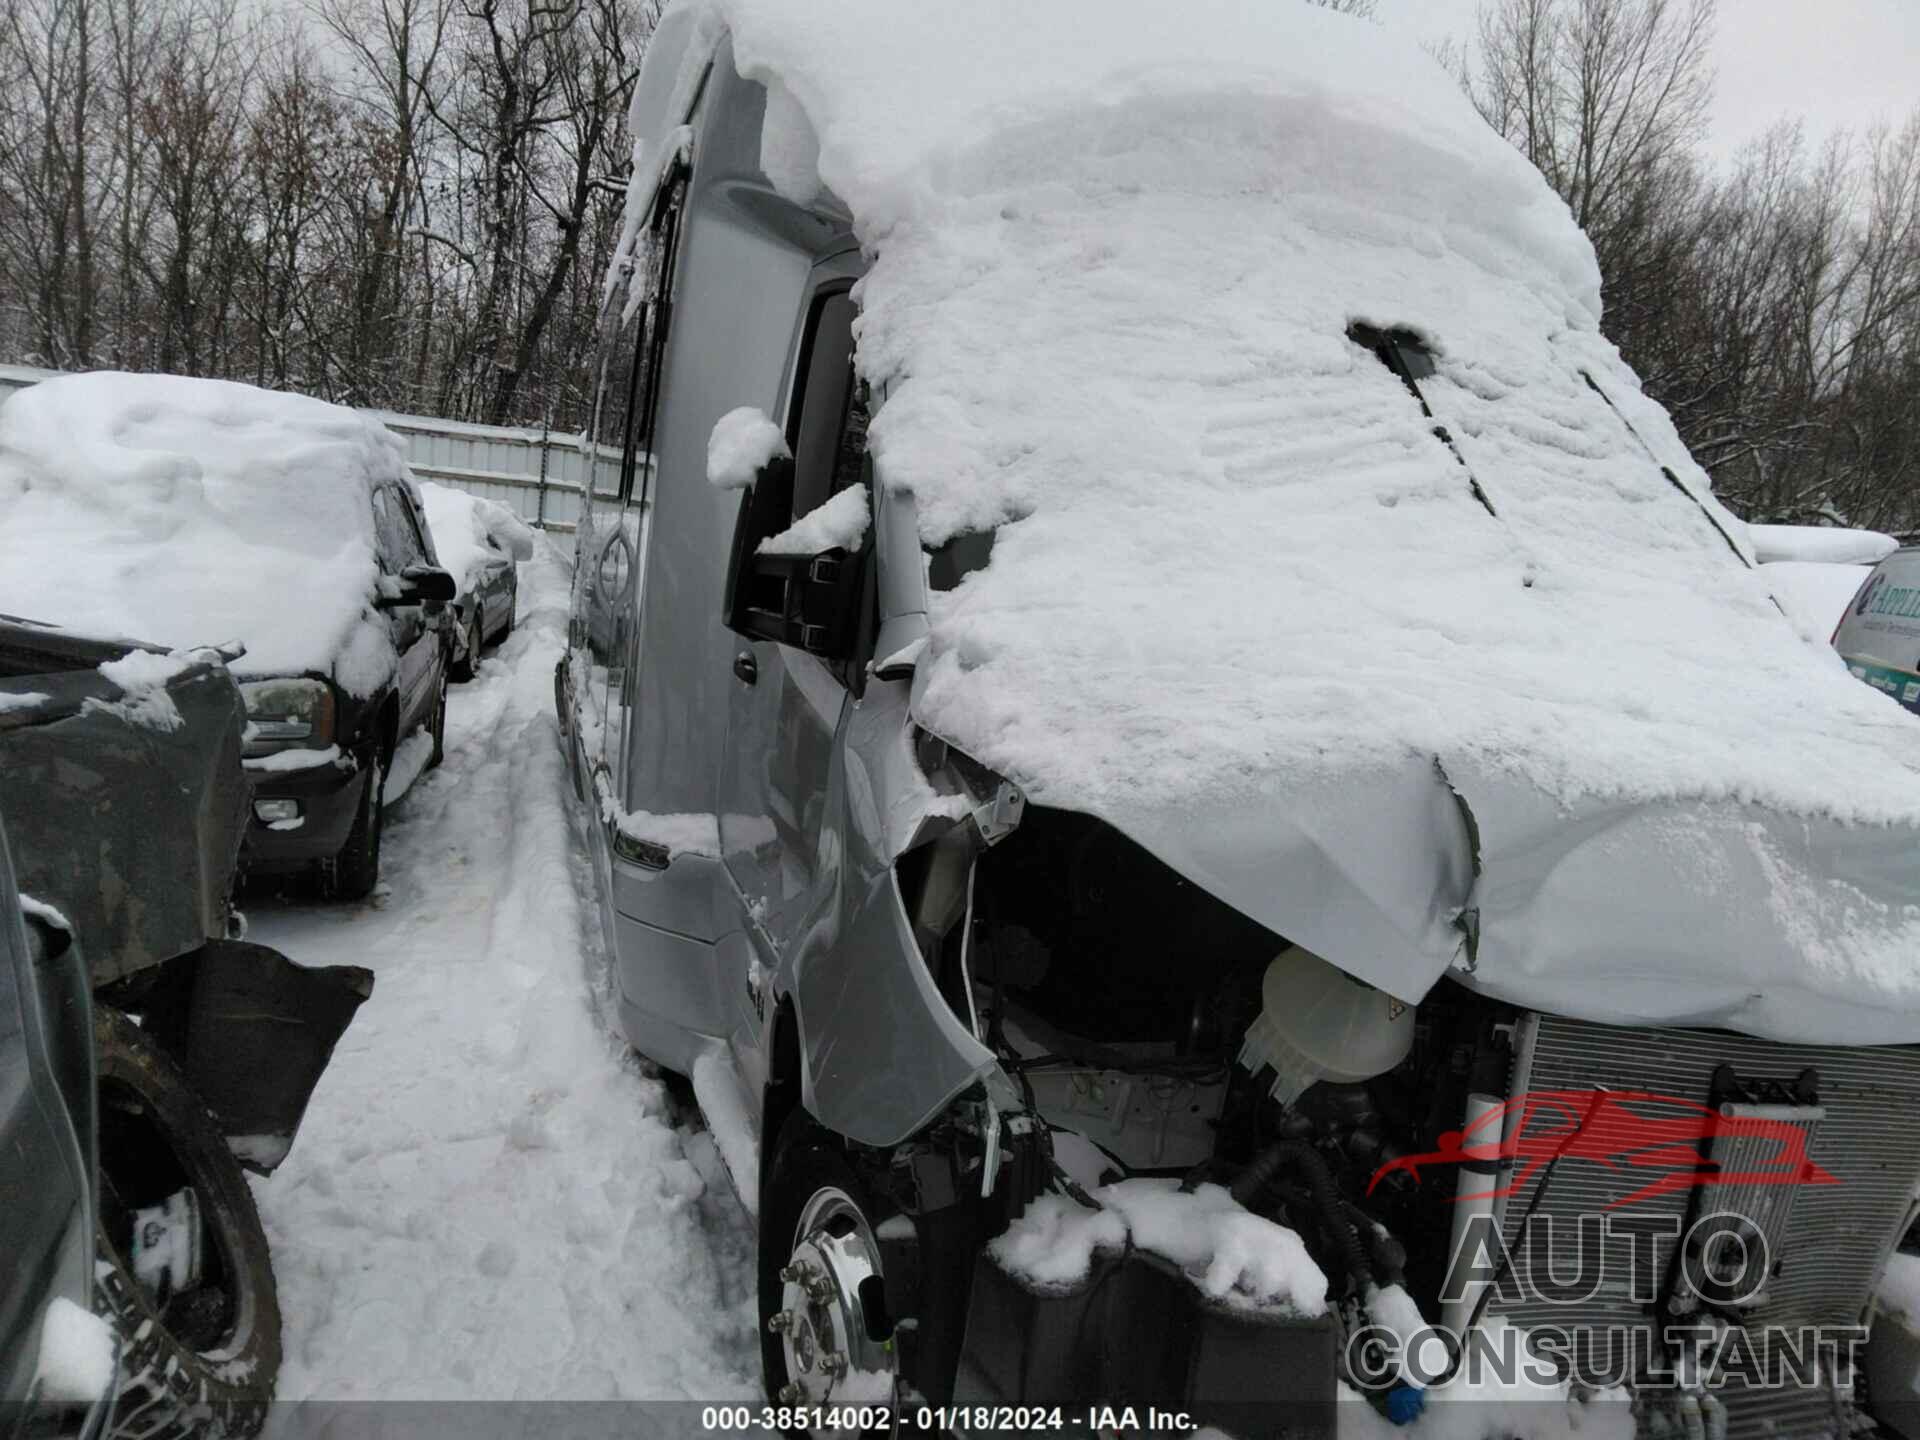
[426,675,448,770]
[324,750,385,901]
[94,1004,280,1440]
[452,610,481,683]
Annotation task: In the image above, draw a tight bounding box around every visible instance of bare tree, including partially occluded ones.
[313,0,453,402]
[1470,0,1716,243]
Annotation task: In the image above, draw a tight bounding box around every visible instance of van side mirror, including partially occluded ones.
[722,457,864,658]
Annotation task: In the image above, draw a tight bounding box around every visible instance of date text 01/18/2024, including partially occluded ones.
[699,1405,1200,1433]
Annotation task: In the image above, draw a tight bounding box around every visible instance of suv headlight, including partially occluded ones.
[240,678,335,757]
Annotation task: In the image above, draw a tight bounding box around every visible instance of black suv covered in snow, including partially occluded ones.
[0,372,456,903]
[241,476,456,898]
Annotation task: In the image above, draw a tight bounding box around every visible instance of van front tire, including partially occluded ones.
[759,1112,900,1433]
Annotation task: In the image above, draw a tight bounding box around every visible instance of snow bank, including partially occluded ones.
[420,481,534,601]
[1749,524,1898,566]
[383,730,436,809]
[990,1178,1327,1314]
[247,547,762,1401]
[690,1045,761,1214]
[0,372,408,693]
[624,0,1920,834]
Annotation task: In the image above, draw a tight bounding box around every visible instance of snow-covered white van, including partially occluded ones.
[559,2,1920,1432]
[1835,548,1920,717]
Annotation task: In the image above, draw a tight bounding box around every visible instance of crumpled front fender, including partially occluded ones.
[791,674,1013,1149]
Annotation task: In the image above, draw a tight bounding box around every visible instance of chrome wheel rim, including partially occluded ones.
[769,1185,896,1407]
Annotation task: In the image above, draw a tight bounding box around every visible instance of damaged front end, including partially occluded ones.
[0,617,371,1171]
[871,725,1920,1439]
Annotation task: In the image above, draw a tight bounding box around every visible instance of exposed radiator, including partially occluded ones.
[1488,1015,1920,1440]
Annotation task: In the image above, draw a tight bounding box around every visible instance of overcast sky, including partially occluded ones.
[1373,0,1920,167]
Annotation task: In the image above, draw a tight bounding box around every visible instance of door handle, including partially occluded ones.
[733,651,758,687]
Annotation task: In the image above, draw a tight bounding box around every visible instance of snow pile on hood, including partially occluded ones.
[0,372,407,693]
[88,647,200,731]
[419,481,534,599]
[627,0,1920,834]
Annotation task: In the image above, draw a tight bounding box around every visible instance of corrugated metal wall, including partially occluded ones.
[0,366,619,534]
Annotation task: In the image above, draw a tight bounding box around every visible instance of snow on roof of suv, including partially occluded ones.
[0,371,409,693]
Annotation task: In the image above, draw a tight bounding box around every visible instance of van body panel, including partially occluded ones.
[609,911,727,1070]
[610,848,717,940]
[717,646,844,955]
[790,677,1001,1146]
[568,40,1001,1134]
[1835,548,1920,714]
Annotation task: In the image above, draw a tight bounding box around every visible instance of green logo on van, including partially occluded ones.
[1843,657,1920,710]
[1861,580,1920,620]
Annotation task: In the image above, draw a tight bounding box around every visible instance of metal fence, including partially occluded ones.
[0,365,616,535]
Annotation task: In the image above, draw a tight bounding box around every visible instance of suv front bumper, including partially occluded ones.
[240,747,369,868]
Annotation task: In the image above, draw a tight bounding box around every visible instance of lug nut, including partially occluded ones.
[767,1310,794,1335]
[779,1262,809,1284]
[820,1351,849,1379]
[807,1276,836,1304]
[777,1381,805,1405]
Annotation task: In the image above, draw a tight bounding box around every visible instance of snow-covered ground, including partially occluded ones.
[245,541,762,1405]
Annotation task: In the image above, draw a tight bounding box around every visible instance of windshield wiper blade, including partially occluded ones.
[1580,371,1751,569]
[1349,322,1497,518]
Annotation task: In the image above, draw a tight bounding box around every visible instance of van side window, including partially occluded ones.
[721,284,875,675]
[623,170,689,506]
[585,168,688,529]
[788,292,866,523]
[752,289,867,538]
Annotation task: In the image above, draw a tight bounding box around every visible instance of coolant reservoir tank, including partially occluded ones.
[1238,946,1415,1106]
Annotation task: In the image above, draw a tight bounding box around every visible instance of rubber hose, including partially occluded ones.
[1231,1139,1372,1291]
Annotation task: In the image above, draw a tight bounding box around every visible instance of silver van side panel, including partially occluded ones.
[609,910,729,1076]
[591,42,999,1139]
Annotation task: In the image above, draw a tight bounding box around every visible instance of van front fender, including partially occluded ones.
[790,677,1014,1149]
[796,862,1004,1148]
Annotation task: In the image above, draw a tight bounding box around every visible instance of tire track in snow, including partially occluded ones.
[246,543,762,1404]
